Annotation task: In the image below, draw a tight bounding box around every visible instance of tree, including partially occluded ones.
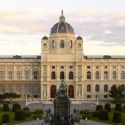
[3,93,20,103]
[0,94,4,102]
[12,103,21,112]
[115,103,122,112]
[2,114,10,123]
[112,112,122,123]
[96,105,103,111]
[109,85,124,103]
[15,110,25,120]
[99,110,109,121]
[3,103,9,111]
[117,85,124,101]
[105,103,111,112]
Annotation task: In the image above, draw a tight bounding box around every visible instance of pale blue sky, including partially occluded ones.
[0,0,125,55]
[1,0,125,11]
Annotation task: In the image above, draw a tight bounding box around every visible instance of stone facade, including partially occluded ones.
[0,12,125,100]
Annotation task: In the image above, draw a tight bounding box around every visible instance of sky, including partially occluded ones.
[0,0,125,55]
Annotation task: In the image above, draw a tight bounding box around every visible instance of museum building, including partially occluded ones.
[0,12,125,100]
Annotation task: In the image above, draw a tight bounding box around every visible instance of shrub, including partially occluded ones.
[96,105,103,111]
[112,112,122,123]
[34,109,44,115]
[122,121,125,125]
[99,110,109,121]
[115,103,122,112]
[3,103,9,111]
[80,109,91,119]
[33,109,44,120]
[123,105,125,112]
[92,111,100,118]
[80,109,89,114]
[105,103,111,112]
[15,110,25,120]
[24,110,31,117]
[12,103,21,112]
[0,106,2,111]
[2,114,10,123]
[33,114,44,120]
[23,107,29,111]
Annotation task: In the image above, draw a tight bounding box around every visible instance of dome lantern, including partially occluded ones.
[59,10,65,22]
[50,11,75,35]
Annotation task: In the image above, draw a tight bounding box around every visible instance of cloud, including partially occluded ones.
[70,10,125,46]
[0,9,57,35]
[0,8,125,47]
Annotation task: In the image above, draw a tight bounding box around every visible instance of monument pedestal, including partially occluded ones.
[44,81,80,125]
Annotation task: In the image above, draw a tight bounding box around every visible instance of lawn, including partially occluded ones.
[0,108,44,125]
[80,105,125,125]
[0,111,35,125]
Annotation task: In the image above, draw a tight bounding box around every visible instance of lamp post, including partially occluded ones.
[96,92,99,105]
[25,93,28,106]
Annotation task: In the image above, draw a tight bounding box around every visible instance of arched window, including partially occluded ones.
[25,71,30,80]
[104,84,108,92]
[95,84,99,92]
[8,71,13,80]
[112,71,116,79]
[104,71,108,79]
[60,71,64,79]
[78,43,81,50]
[95,71,99,79]
[60,40,64,48]
[34,71,39,80]
[0,71,4,79]
[17,71,21,80]
[69,71,73,79]
[52,40,55,48]
[87,71,91,79]
[51,71,56,79]
[87,84,91,92]
[121,71,125,79]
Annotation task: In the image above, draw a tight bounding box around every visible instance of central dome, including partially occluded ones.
[50,11,75,35]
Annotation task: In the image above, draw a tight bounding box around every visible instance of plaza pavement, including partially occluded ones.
[15,119,112,125]
[21,101,97,112]
[14,101,113,125]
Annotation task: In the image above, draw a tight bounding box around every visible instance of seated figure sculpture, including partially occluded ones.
[56,80,67,97]
[71,108,81,125]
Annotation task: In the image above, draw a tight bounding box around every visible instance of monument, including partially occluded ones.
[44,80,80,125]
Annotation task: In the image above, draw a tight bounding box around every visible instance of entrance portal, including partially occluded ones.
[68,85,74,98]
[50,85,56,98]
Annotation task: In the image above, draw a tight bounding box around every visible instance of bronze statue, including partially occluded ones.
[44,80,81,125]
[71,108,81,125]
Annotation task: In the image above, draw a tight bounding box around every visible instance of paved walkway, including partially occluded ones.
[15,120,112,125]
[15,101,113,125]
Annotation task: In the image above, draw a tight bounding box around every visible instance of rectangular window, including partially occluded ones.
[87,66,90,69]
[96,66,99,69]
[61,66,64,69]
[52,66,55,69]
[69,66,73,69]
